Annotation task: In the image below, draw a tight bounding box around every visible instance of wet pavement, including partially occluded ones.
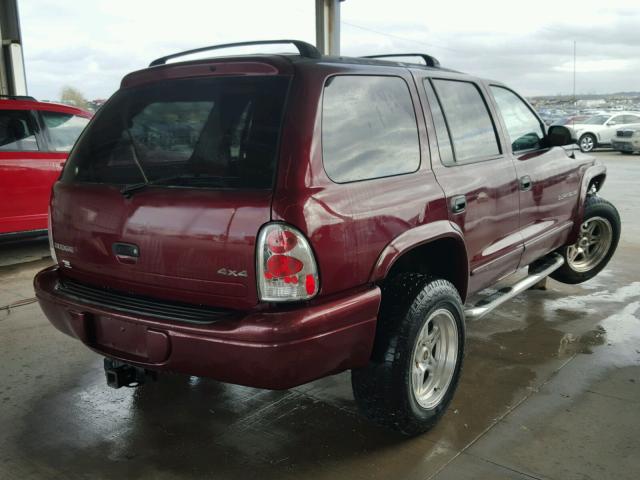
[1,151,639,479]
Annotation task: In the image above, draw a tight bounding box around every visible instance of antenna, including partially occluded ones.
[573,40,577,116]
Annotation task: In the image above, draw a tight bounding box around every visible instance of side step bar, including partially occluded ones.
[465,253,564,320]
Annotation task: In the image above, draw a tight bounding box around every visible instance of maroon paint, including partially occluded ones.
[36,266,380,389]
[35,53,603,389]
[51,183,271,309]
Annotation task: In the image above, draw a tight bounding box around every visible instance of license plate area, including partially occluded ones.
[93,316,149,359]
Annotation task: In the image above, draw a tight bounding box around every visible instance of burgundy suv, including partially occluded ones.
[35,40,620,435]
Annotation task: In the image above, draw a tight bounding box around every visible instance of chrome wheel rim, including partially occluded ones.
[567,216,613,272]
[411,308,459,409]
[580,135,594,152]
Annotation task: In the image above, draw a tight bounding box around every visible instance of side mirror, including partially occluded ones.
[607,121,617,126]
[548,125,575,147]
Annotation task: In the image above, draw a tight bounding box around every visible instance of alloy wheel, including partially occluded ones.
[567,216,613,272]
[411,308,459,409]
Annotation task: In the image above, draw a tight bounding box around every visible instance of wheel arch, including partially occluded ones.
[569,162,607,242]
[369,221,469,302]
[579,131,597,141]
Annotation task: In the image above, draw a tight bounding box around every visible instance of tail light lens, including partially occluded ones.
[257,223,319,302]
[47,206,57,263]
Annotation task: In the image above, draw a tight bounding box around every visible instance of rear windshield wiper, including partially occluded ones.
[120,174,237,197]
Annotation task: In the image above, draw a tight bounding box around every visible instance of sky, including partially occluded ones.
[19,0,640,101]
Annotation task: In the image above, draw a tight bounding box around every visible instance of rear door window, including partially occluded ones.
[431,79,501,164]
[62,76,290,189]
[0,110,39,151]
[423,80,454,166]
[40,111,90,152]
[322,75,420,183]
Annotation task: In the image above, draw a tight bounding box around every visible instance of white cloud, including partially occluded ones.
[18,0,640,100]
[555,59,633,73]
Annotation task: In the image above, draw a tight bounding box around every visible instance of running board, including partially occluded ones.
[465,253,564,320]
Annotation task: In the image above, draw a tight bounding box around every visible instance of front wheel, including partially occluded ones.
[579,133,597,152]
[351,275,465,436]
[551,195,620,284]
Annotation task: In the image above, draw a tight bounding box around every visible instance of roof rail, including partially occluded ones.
[149,39,322,67]
[361,53,440,68]
[0,94,37,101]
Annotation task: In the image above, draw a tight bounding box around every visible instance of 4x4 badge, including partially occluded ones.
[217,268,248,278]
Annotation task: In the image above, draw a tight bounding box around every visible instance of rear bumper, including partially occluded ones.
[34,266,380,389]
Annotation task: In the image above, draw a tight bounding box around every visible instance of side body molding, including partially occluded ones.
[369,220,470,300]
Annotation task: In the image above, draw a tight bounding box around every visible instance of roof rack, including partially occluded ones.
[149,39,321,67]
[0,94,36,101]
[361,53,440,68]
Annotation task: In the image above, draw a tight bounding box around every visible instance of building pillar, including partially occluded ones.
[315,0,343,56]
[0,0,28,96]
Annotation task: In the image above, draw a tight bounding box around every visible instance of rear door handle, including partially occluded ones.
[451,195,467,214]
[519,176,532,191]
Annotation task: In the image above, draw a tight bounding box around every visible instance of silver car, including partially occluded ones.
[611,125,640,154]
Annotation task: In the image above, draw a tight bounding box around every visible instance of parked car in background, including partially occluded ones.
[567,112,640,152]
[538,110,568,126]
[552,115,590,126]
[0,96,91,238]
[611,126,640,154]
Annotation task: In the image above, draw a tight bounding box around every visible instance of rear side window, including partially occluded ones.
[621,115,640,124]
[490,86,545,153]
[62,76,290,189]
[41,111,90,152]
[0,110,39,151]
[322,75,420,183]
[431,79,500,164]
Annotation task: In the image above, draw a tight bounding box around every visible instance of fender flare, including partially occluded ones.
[569,161,607,242]
[368,220,469,300]
[578,130,598,143]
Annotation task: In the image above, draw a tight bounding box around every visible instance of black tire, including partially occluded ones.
[351,274,465,436]
[579,133,597,153]
[551,195,620,284]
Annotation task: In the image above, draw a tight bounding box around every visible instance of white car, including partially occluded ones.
[567,112,640,152]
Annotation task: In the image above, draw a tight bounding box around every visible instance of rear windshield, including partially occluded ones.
[62,76,289,189]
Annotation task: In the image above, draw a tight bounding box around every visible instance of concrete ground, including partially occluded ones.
[1,151,638,480]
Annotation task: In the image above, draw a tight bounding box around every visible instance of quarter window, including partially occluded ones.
[432,79,500,163]
[621,115,640,124]
[490,86,545,153]
[322,75,420,183]
[40,111,90,152]
[0,110,39,151]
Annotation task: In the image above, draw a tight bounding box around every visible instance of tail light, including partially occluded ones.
[47,206,58,263]
[257,223,319,302]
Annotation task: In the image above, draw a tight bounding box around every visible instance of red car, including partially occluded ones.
[0,96,91,238]
[35,40,620,435]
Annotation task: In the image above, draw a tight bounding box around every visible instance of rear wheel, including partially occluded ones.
[579,133,596,152]
[551,195,620,284]
[352,274,464,436]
